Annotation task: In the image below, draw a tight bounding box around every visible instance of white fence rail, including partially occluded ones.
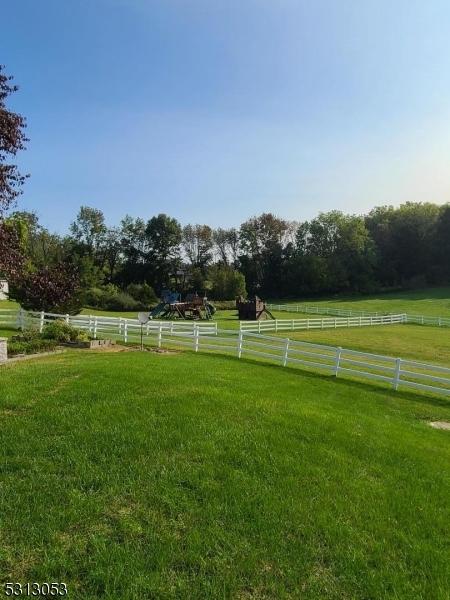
[2,307,449,398]
[403,314,450,326]
[0,309,218,340]
[240,314,406,332]
[267,303,450,327]
[121,327,450,398]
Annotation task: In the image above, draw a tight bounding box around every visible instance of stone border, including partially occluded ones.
[61,339,115,349]
[1,350,66,365]
[0,337,7,364]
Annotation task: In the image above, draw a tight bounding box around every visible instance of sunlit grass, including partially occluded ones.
[270,324,450,366]
[270,286,450,317]
[0,350,449,599]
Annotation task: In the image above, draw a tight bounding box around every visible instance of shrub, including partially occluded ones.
[11,327,41,342]
[42,320,88,343]
[209,266,246,300]
[210,300,237,310]
[103,291,140,311]
[8,338,58,356]
[84,284,145,311]
[126,283,158,306]
[83,286,106,308]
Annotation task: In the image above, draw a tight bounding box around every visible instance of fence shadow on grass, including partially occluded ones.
[193,350,450,412]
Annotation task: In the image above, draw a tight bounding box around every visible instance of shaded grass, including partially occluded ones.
[0,299,18,308]
[0,350,449,599]
[0,328,16,338]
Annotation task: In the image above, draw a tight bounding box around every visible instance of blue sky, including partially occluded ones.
[3,0,450,232]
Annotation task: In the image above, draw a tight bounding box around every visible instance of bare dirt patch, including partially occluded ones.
[429,421,450,431]
[89,344,132,353]
[0,408,27,417]
[89,344,179,354]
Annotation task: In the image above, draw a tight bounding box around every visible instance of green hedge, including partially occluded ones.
[41,320,89,343]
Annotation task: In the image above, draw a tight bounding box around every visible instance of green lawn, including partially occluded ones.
[1,350,449,599]
[0,299,18,309]
[80,308,142,319]
[0,328,16,338]
[79,307,244,328]
[4,287,450,332]
[79,287,450,330]
[0,299,18,338]
[270,286,450,317]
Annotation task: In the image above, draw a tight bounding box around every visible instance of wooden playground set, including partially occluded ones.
[149,290,217,321]
[148,291,274,322]
[235,296,274,321]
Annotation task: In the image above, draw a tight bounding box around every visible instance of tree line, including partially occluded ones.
[3,200,449,311]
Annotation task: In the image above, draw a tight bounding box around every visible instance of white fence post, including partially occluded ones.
[158,324,162,348]
[393,358,402,390]
[88,315,93,334]
[334,347,342,377]
[194,325,199,352]
[17,308,25,331]
[65,314,70,324]
[39,310,45,333]
[93,317,98,339]
[282,338,290,367]
[237,330,243,358]
[124,322,128,343]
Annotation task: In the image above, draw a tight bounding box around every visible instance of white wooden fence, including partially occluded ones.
[1,307,449,398]
[403,314,450,326]
[240,314,406,332]
[0,308,217,340]
[267,303,450,327]
[238,332,450,397]
[118,327,450,398]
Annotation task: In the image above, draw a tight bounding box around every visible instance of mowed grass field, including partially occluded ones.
[269,286,450,317]
[1,349,449,599]
[3,295,450,367]
[3,286,450,327]
[81,288,450,338]
[272,324,450,366]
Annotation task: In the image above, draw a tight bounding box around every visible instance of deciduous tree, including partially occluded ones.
[0,65,28,214]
